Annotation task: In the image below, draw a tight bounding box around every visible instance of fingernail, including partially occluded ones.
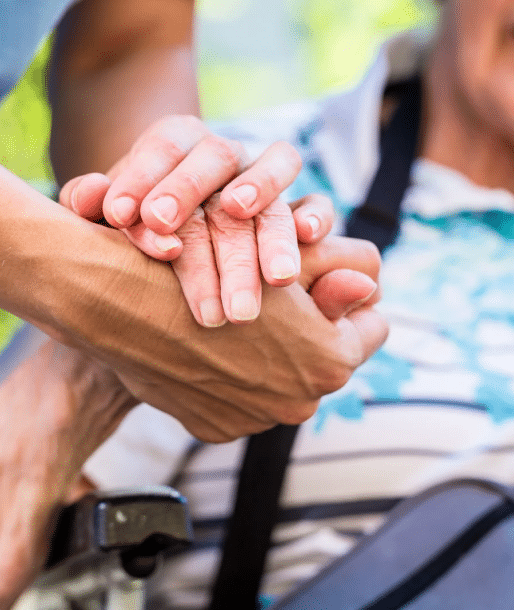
[306,215,321,236]
[341,280,378,316]
[231,290,259,321]
[199,297,227,328]
[270,254,298,280]
[154,233,181,252]
[150,197,178,227]
[112,196,136,225]
[70,183,80,214]
[230,185,258,211]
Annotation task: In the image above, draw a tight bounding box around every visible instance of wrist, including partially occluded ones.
[41,341,137,468]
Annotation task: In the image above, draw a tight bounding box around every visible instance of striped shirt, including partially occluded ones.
[84,32,514,608]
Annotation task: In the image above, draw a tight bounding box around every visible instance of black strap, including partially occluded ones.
[209,76,422,610]
[346,75,422,253]
[208,424,299,610]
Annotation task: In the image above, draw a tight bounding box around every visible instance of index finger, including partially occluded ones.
[219,141,302,219]
[102,115,210,228]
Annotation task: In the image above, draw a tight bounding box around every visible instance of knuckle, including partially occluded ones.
[359,238,382,276]
[179,114,205,130]
[219,249,256,273]
[177,170,205,200]
[260,225,297,250]
[206,203,254,233]
[126,157,164,186]
[277,401,318,426]
[264,170,282,194]
[173,114,208,140]
[318,363,354,396]
[309,193,335,214]
[175,212,209,240]
[308,350,360,397]
[257,213,296,242]
[266,197,293,215]
[203,193,223,214]
[259,203,294,225]
[125,144,181,186]
[278,141,302,172]
[227,138,247,161]
[146,114,207,151]
[147,114,175,135]
[156,136,187,164]
[215,221,255,242]
[340,343,364,372]
[260,142,302,193]
[192,205,206,219]
[173,255,216,287]
[203,135,243,170]
[155,113,203,135]
[176,256,215,278]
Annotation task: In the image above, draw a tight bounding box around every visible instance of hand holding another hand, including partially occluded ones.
[0,233,385,607]
[55,113,387,440]
[59,115,332,326]
[0,132,387,604]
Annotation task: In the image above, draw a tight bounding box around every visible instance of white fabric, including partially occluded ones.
[83,404,192,488]
[83,30,514,608]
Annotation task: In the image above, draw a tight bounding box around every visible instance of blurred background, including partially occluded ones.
[0,0,437,347]
[197,0,436,117]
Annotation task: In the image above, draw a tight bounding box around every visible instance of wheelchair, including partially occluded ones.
[17,486,192,610]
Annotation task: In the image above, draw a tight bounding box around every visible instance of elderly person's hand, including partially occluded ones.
[59,116,330,326]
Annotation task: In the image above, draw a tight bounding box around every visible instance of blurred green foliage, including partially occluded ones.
[0,37,54,350]
[0,0,437,349]
[298,0,436,95]
[0,36,54,188]
[198,0,436,117]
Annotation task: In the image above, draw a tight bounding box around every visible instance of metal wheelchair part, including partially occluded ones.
[32,486,192,610]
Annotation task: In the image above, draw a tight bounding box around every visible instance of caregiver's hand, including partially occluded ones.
[2,168,385,446]
[59,116,327,325]
[0,233,384,609]
[112,230,386,443]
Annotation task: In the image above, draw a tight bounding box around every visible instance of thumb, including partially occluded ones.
[309,269,379,321]
[59,173,111,220]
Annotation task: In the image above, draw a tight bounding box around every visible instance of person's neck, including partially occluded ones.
[420,47,514,194]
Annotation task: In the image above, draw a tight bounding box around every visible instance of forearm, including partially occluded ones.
[0,340,136,606]
[0,164,77,325]
[0,163,185,348]
[48,0,199,182]
[0,340,135,484]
